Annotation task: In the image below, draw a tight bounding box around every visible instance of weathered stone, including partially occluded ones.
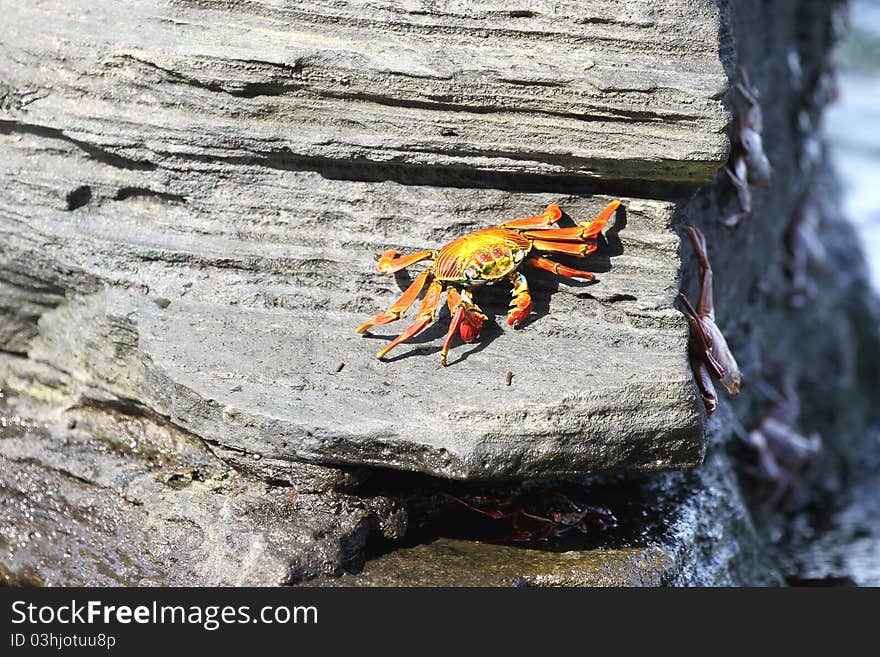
[1,1,728,185]
[0,385,392,586]
[0,0,723,479]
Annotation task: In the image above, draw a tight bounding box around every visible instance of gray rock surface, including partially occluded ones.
[0,382,399,586]
[0,0,727,479]
[1,0,728,185]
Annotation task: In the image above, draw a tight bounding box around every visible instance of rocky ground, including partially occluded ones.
[1,0,879,586]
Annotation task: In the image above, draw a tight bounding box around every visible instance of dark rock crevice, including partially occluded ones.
[0,121,158,171]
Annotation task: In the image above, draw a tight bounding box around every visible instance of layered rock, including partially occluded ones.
[0,0,737,479]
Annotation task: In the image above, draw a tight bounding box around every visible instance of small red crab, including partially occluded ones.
[442,492,617,543]
[723,66,771,228]
[785,190,826,308]
[679,225,742,415]
[740,373,822,507]
[356,201,620,365]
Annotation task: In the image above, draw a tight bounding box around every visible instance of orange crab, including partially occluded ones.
[356,200,621,365]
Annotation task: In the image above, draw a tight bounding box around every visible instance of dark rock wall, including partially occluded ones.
[687,0,880,485]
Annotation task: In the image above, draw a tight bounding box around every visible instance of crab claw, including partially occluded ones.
[460,308,486,343]
[507,296,532,328]
[442,296,487,366]
[507,271,532,328]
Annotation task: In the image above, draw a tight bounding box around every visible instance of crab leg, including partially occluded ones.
[499,203,563,229]
[526,202,616,252]
[530,239,600,257]
[723,161,752,228]
[442,296,466,367]
[694,359,719,416]
[508,272,533,327]
[442,312,466,363]
[525,256,595,281]
[520,226,603,242]
[678,292,725,380]
[735,66,761,126]
[441,288,486,365]
[569,199,620,236]
[355,270,432,334]
[503,200,619,234]
[519,200,618,241]
[682,226,714,319]
[376,249,436,273]
[376,280,444,360]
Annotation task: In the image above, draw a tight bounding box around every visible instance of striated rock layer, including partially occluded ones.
[0,0,730,479]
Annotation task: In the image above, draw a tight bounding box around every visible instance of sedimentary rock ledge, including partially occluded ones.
[0,0,723,479]
[1,1,729,185]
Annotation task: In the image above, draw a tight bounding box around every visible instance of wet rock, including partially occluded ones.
[316,452,781,587]
[324,541,676,587]
[771,452,880,587]
[0,388,388,586]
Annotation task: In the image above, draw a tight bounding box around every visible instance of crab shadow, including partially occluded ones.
[362,204,628,363]
[364,314,505,365]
